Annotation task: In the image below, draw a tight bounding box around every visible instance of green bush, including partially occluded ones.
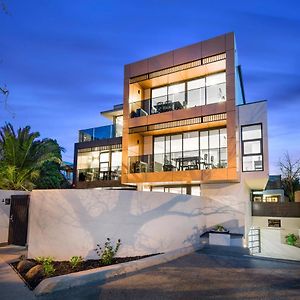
[35,256,55,276]
[285,233,298,246]
[95,238,121,265]
[69,256,83,269]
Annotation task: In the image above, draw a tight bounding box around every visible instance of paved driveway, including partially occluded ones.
[97,248,300,300]
[1,245,300,300]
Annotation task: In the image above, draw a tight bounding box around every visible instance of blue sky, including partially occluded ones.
[1,0,300,173]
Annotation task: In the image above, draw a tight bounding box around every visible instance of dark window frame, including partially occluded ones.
[241,123,264,172]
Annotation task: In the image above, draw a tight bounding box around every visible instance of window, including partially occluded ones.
[153,128,227,172]
[168,83,185,103]
[206,72,226,104]
[187,78,205,107]
[150,72,226,115]
[242,124,263,172]
[114,116,123,137]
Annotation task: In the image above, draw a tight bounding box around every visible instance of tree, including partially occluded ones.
[34,160,70,189]
[0,123,64,190]
[279,152,300,202]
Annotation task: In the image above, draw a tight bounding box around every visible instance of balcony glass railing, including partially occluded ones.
[77,167,121,182]
[128,149,227,173]
[129,82,226,118]
[79,125,116,142]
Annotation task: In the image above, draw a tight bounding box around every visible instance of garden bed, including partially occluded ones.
[11,254,159,290]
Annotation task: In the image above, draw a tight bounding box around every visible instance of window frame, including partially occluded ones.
[150,71,226,112]
[241,123,264,172]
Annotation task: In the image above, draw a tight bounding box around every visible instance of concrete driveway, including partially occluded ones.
[1,245,300,300]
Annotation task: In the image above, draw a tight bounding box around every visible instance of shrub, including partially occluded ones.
[35,256,55,276]
[95,238,121,265]
[214,225,227,232]
[285,233,298,246]
[69,256,83,269]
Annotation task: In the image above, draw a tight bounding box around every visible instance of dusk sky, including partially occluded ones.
[1,0,299,173]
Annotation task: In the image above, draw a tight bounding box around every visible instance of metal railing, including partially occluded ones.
[128,149,227,173]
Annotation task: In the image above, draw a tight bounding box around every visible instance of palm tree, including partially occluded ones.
[0,123,63,190]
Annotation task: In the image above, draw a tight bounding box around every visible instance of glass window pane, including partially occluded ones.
[115,116,123,137]
[168,83,185,94]
[168,187,184,194]
[243,155,263,171]
[220,128,227,147]
[191,186,201,196]
[111,151,122,168]
[244,140,261,155]
[152,86,167,98]
[171,134,182,154]
[200,131,208,149]
[209,130,220,149]
[206,82,226,104]
[206,72,226,86]
[168,83,185,104]
[152,187,164,193]
[100,152,109,162]
[242,125,262,140]
[187,88,205,107]
[154,136,165,154]
[188,78,205,90]
[183,131,199,157]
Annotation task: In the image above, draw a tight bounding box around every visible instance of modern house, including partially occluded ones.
[73,32,275,245]
[74,32,269,197]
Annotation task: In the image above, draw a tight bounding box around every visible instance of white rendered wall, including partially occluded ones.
[201,182,250,235]
[27,188,246,260]
[238,101,269,190]
[0,190,29,244]
[255,228,300,261]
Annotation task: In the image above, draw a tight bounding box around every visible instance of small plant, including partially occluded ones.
[285,233,298,246]
[35,256,55,276]
[95,238,121,265]
[69,256,83,269]
[214,225,228,232]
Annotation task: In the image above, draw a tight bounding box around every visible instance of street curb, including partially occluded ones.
[34,245,201,296]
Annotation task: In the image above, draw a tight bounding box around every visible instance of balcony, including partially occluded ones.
[129,79,226,118]
[79,125,116,142]
[252,202,300,218]
[129,149,227,173]
[77,167,121,182]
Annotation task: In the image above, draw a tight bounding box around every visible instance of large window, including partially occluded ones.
[242,124,263,172]
[77,149,122,182]
[114,116,123,137]
[151,72,226,114]
[153,128,227,172]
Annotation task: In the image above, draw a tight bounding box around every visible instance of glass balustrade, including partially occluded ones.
[128,148,227,174]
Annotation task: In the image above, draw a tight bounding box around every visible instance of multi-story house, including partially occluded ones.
[74,32,269,234]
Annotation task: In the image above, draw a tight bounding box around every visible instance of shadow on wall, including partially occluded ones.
[27,190,245,260]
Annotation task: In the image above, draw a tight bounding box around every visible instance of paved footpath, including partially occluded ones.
[0,245,35,300]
